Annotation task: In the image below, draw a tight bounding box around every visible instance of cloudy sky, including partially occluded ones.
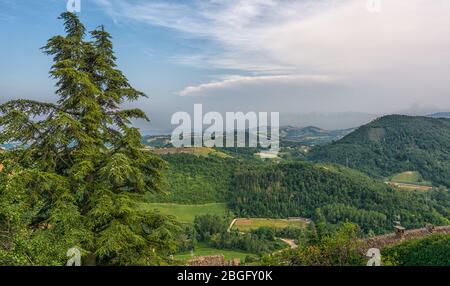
[1,0,450,131]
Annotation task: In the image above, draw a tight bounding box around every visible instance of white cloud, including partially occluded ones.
[96,0,450,113]
[178,74,337,97]
[96,0,450,71]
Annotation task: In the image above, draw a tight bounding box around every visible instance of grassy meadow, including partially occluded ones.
[142,203,229,223]
[232,218,309,232]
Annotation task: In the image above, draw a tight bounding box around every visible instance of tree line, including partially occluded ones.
[228,162,450,235]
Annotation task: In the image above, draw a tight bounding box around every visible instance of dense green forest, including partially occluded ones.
[191,215,285,255]
[382,234,450,266]
[145,154,238,203]
[261,224,450,266]
[229,162,450,234]
[0,13,178,266]
[308,115,450,187]
[1,12,449,267]
[261,223,367,266]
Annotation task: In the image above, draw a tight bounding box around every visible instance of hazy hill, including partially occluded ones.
[141,126,354,149]
[427,112,450,119]
[280,126,354,146]
[141,135,172,148]
[308,115,450,187]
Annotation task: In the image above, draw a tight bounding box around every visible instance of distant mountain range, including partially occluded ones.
[279,126,355,146]
[427,112,450,119]
[308,115,450,187]
[135,113,450,149]
[141,125,355,148]
[141,135,173,148]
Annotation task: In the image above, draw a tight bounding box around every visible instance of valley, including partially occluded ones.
[1,5,449,269]
[139,115,450,265]
[2,113,449,265]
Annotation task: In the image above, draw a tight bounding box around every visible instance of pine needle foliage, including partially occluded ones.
[0,13,178,266]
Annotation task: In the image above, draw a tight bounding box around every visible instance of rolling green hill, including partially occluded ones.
[145,153,239,204]
[280,126,354,147]
[141,203,229,223]
[144,142,450,235]
[229,162,450,234]
[308,115,450,187]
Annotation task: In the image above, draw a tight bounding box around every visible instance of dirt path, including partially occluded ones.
[387,181,432,191]
[228,218,301,250]
[227,218,237,233]
[280,238,298,250]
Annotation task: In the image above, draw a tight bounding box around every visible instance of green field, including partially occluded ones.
[390,171,427,184]
[153,147,231,158]
[388,171,433,191]
[142,203,229,223]
[390,171,433,186]
[233,218,309,232]
[174,243,252,261]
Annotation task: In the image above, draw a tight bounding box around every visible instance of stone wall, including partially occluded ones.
[365,225,450,249]
[187,255,240,266]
